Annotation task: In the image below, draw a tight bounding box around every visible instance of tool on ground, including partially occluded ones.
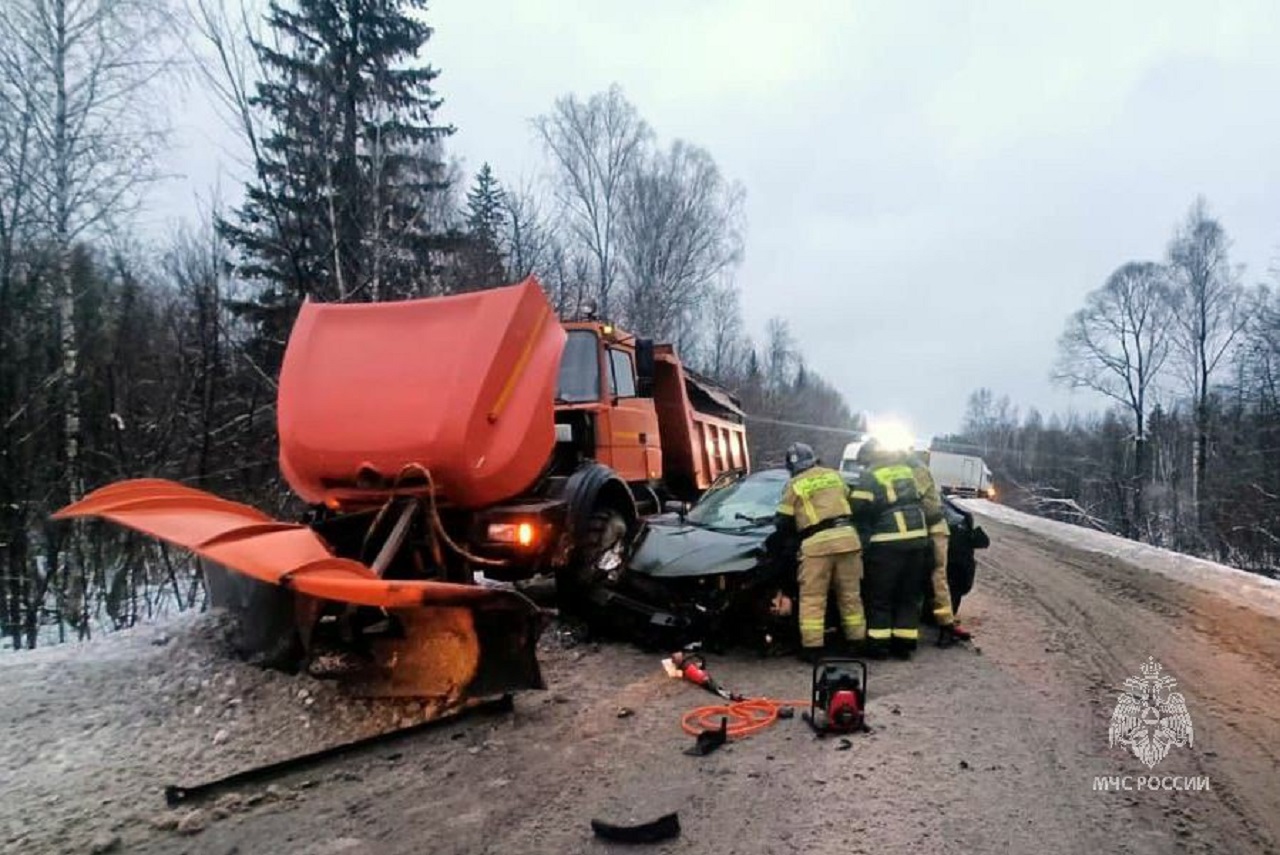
[667,652,811,745]
[667,650,743,701]
[590,812,681,844]
[802,657,868,736]
[684,717,729,756]
[163,694,514,807]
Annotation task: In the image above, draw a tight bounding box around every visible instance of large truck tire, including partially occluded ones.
[555,506,633,629]
[578,508,629,580]
[557,506,627,610]
[554,463,637,612]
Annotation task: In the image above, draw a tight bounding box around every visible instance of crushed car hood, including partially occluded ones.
[627,521,768,579]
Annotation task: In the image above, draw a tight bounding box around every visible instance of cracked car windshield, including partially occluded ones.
[686,473,785,530]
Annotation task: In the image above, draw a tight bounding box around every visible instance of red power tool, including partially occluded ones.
[669,651,742,702]
[804,658,868,735]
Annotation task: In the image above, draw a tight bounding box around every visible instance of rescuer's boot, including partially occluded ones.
[937,623,971,648]
[840,637,867,657]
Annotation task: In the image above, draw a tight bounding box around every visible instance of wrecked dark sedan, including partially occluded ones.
[583,468,990,651]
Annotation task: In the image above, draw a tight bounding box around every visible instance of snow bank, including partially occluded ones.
[0,608,447,852]
[959,499,1280,621]
[0,608,204,661]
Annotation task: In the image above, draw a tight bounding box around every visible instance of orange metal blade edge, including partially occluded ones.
[53,479,528,612]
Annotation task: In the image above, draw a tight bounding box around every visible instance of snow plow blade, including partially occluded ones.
[54,479,546,699]
[342,604,545,700]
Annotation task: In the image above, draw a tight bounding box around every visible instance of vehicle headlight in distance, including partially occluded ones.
[867,416,916,452]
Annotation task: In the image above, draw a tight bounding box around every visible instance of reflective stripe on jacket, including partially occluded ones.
[777,466,862,556]
[849,458,930,549]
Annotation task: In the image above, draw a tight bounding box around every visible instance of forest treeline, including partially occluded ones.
[0,0,856,648]
[939,199,1279,577]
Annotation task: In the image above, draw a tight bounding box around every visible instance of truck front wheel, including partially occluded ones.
[578,507,629,583]
[557,507,629,614]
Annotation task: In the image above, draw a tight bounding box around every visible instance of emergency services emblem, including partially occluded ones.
[1108,657,1194,769]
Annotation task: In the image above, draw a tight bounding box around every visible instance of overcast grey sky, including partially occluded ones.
[154,0,1280,442]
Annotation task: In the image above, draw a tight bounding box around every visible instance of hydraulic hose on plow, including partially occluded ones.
[381,463,510,571]
[334,465,546,701]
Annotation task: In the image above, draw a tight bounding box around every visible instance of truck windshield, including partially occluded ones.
[557,330,600,403]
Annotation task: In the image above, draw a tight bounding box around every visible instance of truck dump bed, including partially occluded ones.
[652,347,749,499]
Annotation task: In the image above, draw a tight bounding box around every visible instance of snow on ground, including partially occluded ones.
[0,609,446,853]
[959,498,1280,620]
[0,582,200,653]
[3,516,1279,852]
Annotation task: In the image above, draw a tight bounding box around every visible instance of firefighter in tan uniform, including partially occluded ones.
[908,452,972,646]
[774,442,865,662]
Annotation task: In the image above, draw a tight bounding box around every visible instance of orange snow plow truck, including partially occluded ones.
[54,277,748,705]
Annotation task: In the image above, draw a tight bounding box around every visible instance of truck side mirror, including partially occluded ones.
[635,338,655,397]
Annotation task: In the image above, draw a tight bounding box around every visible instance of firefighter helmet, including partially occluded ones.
[785,442,817,475]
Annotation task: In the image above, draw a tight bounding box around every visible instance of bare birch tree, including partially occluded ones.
[700,282,751,383]
[1166,197,1250,525]
[0,0,174,638]
[2,0,173,503]
[534,85,650,318]
[618,139,744,341]
[501,180,554,282]
[0,73,39,648]
[1054,261,1174,533]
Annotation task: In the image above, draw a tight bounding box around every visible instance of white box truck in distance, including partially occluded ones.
[925,451,995,499]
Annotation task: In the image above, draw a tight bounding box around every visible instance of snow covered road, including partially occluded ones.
[2,507,1278,854]
[960,499,1280,619]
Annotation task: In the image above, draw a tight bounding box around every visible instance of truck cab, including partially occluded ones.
[553,319,748,505]
[555,321,663,487]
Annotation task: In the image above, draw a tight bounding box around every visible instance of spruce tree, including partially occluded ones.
[220,0,455,362]
[465,163,506,247]
[457,163,507,288]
